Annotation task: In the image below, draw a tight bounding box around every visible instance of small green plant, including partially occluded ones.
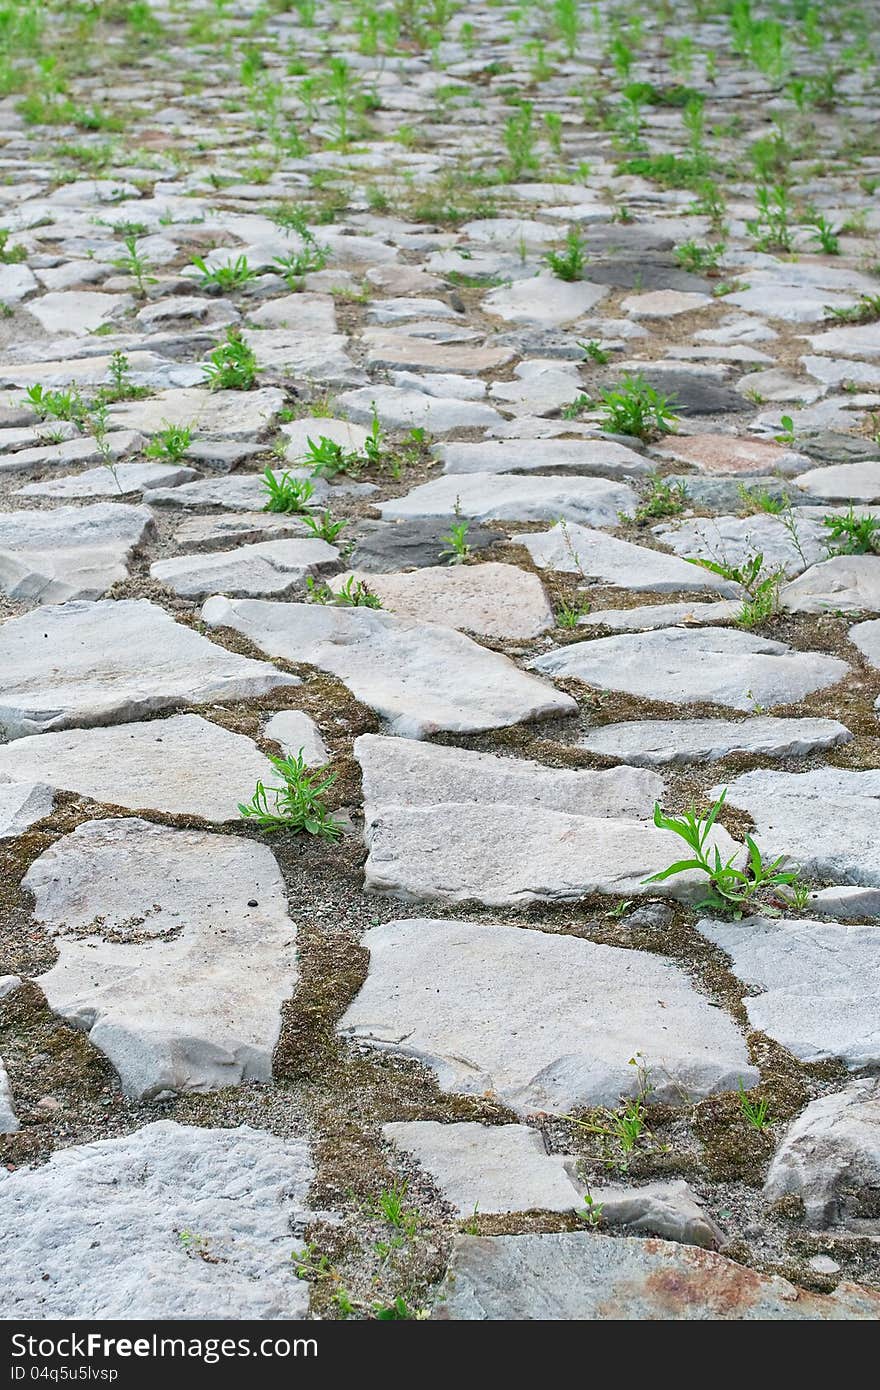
[0,228,26,263]
[645,790,801,914]
[302,508,348,542]
[192,253,258,290]
[737,484,788,515]
[561,393,592,420]
[262,468,315,513]
[578,1193,604,1228]
[822,506,880,556]
[146,424,193,462]
[203,329,257,390]
[239,751,342,838]
[555,597,590,628]
[687,550,783,629]
[373,1182,419,1235]
[461,1204,480,1235]
[633,474,688,524]
[545,226,587,281]
[292,1242,334,1280]
[737,1078,771,1132]
[826,293,880,325]
[307,575,381,608]
[112,233,156,297]
[774,414,796,446]
[674,240,724,273]
[23,383,85,424]
[274,240,329,284]
[503,101,538,179]
[747,183,794,253]
[809,214,840,255]
[567,1055,661,1171]
[305,434,353,477]
[579,339,610,365]
[600,375,678,441]
[439,519,471,565]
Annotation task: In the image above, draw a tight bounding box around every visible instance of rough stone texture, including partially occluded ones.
[336,385,502,432]
[25,819,299,1099]
[520,522,739,593]
[580,600,742,631]
[849,617,880,674]
[654,434,807,475]
[109,386,284,438]
[763,1079,880,1230]
[0,714,275,821]
[437,438,649,478]
[0,1058,18,1134]
[17,461,198,498]
[530,628,849,712]
[379,472,637,526]
[144,469,329,511]
[698,915,880,1070]
[793,461,880,502]
[808,885,880,919]
[587,1180,724,1249]
[653,513,827,578]
[0,503,155,603]
[579,716,851,766]
[382,1121,581,1215]
[716,766,880,886]
[0,1122,313,1318]
[0,599,296,741]
[0,780,53,838]
[151,537,339,600]
[264,709,328,766]
[172,512,311,550]
[347,519,502,572]
[483,273,607,325]
[434,1233,880,1320]
[340,919,756,1114]
[781,556,880,613]
[202,597,574,738]
[330,562,553,638]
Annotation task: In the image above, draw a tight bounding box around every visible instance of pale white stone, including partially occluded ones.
[0,1059,18,1134]
[781,556,880,613]
[151,538,339,600]
[579,716,851,766]
[109,386,285,438]
[379,472,637,526]
[0,503,155,604]
[484,273,608,326]
[263,710,328,767]
[437,438,650,478]
[520,522,739,593]
[0,781,53,838]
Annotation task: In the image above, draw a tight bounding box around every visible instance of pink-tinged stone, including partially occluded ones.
[654,434,806,475]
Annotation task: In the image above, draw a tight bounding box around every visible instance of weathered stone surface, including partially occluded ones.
[281,415,370,460]
[0,715,275,821]
[0,599,296,741]
[340,919,755,1113]
[382,1121,581,1215]
[808,885,880,919]
[520,522,738,593]
[151,538,339,600]
[26,290,131,335]
[330,562,553,638]
[0,1122,313,1318]
[654,433,808,476]
[530,628,849,712]
[263,710,328,766]
[240,328,365,384]
[173,512,311,550]
[653,513,827,578]
[0,1059,19,1134]
[336,385,502,432]
[143,469,328,511]
[16,460,197,498]
[437,438,649,477]
[379,473,637,526]
[698,915,880,1069]
[715,766,880,886]
[781,556,880,613]
[636,369,752,417]
[483,273,608,326]
[849,617,880,673]
[622,289,712,318]
[364,331,512,375]
[356,732,741,906]
[489,359,583,414]
[580,600,743,631]
[793,460,880,502]
[587,1180,724,1249]
[0,781,53,838]
[764,1079,880,1230]
[347,519,503,572]
[109,386,284,438]
[202,597,574,738]
[579,716,851,766]
[0,503,155,604]
[26,819,299,1099]
[434,1232,880,1320]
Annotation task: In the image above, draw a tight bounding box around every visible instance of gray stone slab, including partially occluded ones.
[437,438,650,478]
[17,461,198,498]
[379,473,637,526]
[0,503,155,604]
[331,562,553,638]
[764,1079,880,1230]
[579,716,851,766]
[781,556,880,614]
[340,919,755,1114]
[521,522,739,593]
[151,538,339,600]
[0,599,297,740]
[0,781,53,838]
[263,710,328,766]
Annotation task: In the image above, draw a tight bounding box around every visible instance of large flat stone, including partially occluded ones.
[16,460,198,498]
[26,818,299,1099]
[653,435,806,477]
[579,600,744,631]
[340,919,755,1113]
[382,1121,581,1215]
[0,503,155,604]
[530,628,849,712]
[143,469,329,511]
[435,1232,880,1320]
[330,562,553,638]
[781,556,880,613]
[347,519,503,572]
[0,781,53,838]
[0,599,296,740]
[202,597,574,738]
[520,522,738,593]
[109,386,284,438]
[579,716,851,766]
[483,273,608,326]
[793,461,880,503]
[653,513,828,578]
[764,1079,880,1230]
[151,538,339,600]
[355,733,741,905]
[26,290,131,335]
[698,915,880,1070]
[379,472,637,526]
[437,438,650,478]
[715,767,880,886]
[0,714,275,821]
[336,385,502,432]
[0,1122,313,1318]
